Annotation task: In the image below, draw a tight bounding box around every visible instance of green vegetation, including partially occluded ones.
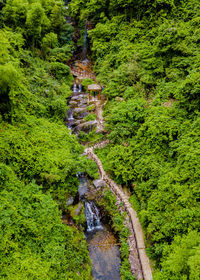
[69,0,200,278]
[82,78,94,91]
[0,0,94,278]
[2,0,200,278]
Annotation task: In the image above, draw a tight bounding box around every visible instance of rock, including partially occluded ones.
[73,107,88,118]
[93,179,106,189]
[74,120,97,133]
[66,196,74,206]
[77,112,89,119]
[73,120,82,126]
[71,94,87,101]
[69,100,78,106]
[75,202,83,215]
[79,99,88,106]
[74,107,86,114]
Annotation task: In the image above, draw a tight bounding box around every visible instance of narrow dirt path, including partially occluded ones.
[85,146,153,280]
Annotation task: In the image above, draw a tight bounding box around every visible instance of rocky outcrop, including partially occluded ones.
[93,179,106,189]
[74,107,86,114]
[74,120,97,133]
[69,100,78,107]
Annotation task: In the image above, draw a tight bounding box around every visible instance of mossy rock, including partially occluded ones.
[69,202,86,225]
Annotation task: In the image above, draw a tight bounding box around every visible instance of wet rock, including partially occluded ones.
[73,107,87,118]
[93,179,106,189]
[77,111,89,119]
[79,99,88,106]
[71,94,87,101]
[69,100,78,106]
[74,107,86,114]
[72,96,88,108]
[73,120,82,126]
[74,120,97,133]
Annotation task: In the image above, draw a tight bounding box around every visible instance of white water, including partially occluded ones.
[73,84,77,93]
[85,201,103,232]
[68,109,74,120]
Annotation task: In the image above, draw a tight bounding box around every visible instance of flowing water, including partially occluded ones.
[77,175,121,280]
[73,83,77,93]
[66,108,74,132]
[66,56,121,278]
[85,201,103,232]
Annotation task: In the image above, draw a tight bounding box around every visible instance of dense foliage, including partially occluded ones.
[0,0,95,278]
[69,0,200,278]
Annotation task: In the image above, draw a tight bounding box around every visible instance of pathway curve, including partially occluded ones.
[70,60,153,279]
[84,146,153,280]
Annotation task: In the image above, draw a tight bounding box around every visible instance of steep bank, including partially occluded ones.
[0,1,94,279]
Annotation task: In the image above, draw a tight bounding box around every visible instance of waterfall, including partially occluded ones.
[78,84,82,92]
[66,109,74,134]
[73,84,77,93]
[85,201,103,232]
[83,24,88,59]
[67,109,74,120]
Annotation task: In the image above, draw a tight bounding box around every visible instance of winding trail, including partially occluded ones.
[84,145,153,280]
[70,61,153,279]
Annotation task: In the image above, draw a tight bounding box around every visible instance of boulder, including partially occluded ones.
[66,196,74,206]
[93,179,106,189]
[75,202,83,215]
[77,112,89,119]
[69,100,78,107]
[73,120,82,126]
[74,107,86,114]
[74,120,97,133]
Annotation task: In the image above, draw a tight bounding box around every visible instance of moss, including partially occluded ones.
[68,202,86,226]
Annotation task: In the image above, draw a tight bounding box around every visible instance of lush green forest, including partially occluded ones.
[68,0,200,279]
[0,0,95,279]
[1,0,200,279]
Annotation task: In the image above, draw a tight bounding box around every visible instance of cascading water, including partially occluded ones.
[67,73,121,280]
[73,84,77,93]
[83,24,88,59]
[66,108,74,133]
[78,174,102,232]
[77,175,121,280]
[68,109,74,120]
[85,201,103,232]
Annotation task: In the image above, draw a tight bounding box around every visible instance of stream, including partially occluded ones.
[67,83,121,279]
[78,174,121,280]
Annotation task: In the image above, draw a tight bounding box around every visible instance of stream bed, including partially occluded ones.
[66,61,122,279]
[78,175,121,280]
